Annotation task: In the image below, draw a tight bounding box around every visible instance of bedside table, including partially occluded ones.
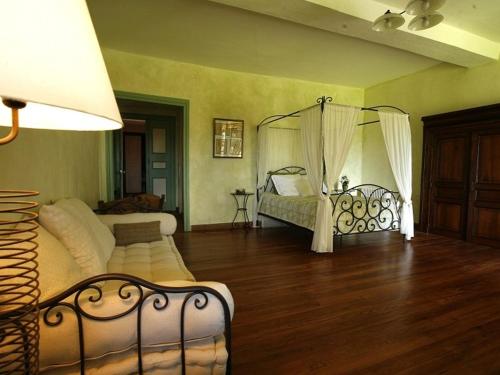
[230,192,253,229]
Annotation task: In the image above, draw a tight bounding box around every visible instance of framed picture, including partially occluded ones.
[213,118,244,158]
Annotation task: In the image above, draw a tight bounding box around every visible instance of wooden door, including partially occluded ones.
[428,133,470,239]
[468,130,500,247]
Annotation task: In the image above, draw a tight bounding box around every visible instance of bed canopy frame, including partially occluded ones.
[255,96,414,253]
[257,96,408,129]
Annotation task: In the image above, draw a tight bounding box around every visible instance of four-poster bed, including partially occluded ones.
[258,166,401,237]
[255,96,414,253]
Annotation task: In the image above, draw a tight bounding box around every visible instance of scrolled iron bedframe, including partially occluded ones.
[38,273,232,375]
[258,166,401,238]
[331,185,400,236]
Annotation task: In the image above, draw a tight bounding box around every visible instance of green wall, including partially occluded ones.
[364,60,500,222]
[102,48,364,226]
[0,129,102,207]
[4,49,498,226]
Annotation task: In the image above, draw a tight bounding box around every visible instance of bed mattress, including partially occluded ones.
[259,192,318,230]
[259,191,400,234]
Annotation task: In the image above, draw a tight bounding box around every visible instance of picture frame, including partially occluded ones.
[213,118,244,158]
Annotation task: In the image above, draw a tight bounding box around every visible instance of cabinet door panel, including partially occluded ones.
[469,131,500,247]
[477,134,500,183]
[475,208,500,241]
[433,202,462,232]
[437,137,466,182]
[429,135,470,239]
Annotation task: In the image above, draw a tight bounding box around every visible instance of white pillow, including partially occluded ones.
[39,204,106,277]
[295,176,314,196]
[271,174,300,196]
[35,225,83,300]
[55,198,115,262]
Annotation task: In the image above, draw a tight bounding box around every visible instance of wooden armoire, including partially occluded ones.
[420,104,500,247]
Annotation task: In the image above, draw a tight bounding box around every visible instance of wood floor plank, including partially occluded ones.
[174,228,500,374]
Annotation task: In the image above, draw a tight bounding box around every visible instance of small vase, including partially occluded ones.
[342,182,348,191]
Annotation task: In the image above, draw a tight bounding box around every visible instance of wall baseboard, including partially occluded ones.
[191,222,253,231]
[192,222,421,233]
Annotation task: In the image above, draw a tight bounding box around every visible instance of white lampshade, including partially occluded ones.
[372,11,405,32]
[405,0,446,16]
[408,12,444,31]
[0,0,122,131]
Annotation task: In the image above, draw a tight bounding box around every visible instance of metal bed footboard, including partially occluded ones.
[38,273,232,375]
[331,184,401,236]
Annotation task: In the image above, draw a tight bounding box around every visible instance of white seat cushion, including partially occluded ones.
[39,280,233,372]
[40,335,228,374]
[106,236,195,283]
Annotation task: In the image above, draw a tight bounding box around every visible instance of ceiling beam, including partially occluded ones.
[210,0,500,67]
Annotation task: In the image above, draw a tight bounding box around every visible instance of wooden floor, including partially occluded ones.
[174,228,500,374]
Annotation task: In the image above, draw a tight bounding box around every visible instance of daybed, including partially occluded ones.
[33,198,233,374]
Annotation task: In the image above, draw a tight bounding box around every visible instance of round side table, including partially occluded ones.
[231,192,253,229]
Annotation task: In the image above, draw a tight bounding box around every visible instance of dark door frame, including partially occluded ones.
[106,91,190,231]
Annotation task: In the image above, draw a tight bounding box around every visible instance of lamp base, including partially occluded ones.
[0,190,40,374]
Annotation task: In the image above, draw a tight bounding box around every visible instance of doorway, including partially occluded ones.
[122,119,146,195]
[108,92,190,231]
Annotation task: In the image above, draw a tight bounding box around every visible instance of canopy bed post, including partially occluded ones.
[300,101,362,253]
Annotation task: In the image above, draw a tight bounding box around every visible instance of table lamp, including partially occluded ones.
[0,1,123,373]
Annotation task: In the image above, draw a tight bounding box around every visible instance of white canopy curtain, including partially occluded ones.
[256,124,303,189]
[253,124,303,226]
[379,111,414,240]
[301,104,360,253]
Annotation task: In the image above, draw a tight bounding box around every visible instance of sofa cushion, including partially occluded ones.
[39,204,106,277]
[39,280,234,372]
[114,221,162,246]
[106,236,195,283]
[36,225,83,300]
[0,222,84,304]
[40,335,228,374]
[98,213,177,236]
[55,198,115,262]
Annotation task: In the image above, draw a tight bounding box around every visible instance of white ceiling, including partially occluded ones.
[87,0,500,89]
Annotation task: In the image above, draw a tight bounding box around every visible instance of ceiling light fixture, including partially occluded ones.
[405,0,446,16]
[372,10,405,32]
[372,0,445,32]
[408,11,444,31]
